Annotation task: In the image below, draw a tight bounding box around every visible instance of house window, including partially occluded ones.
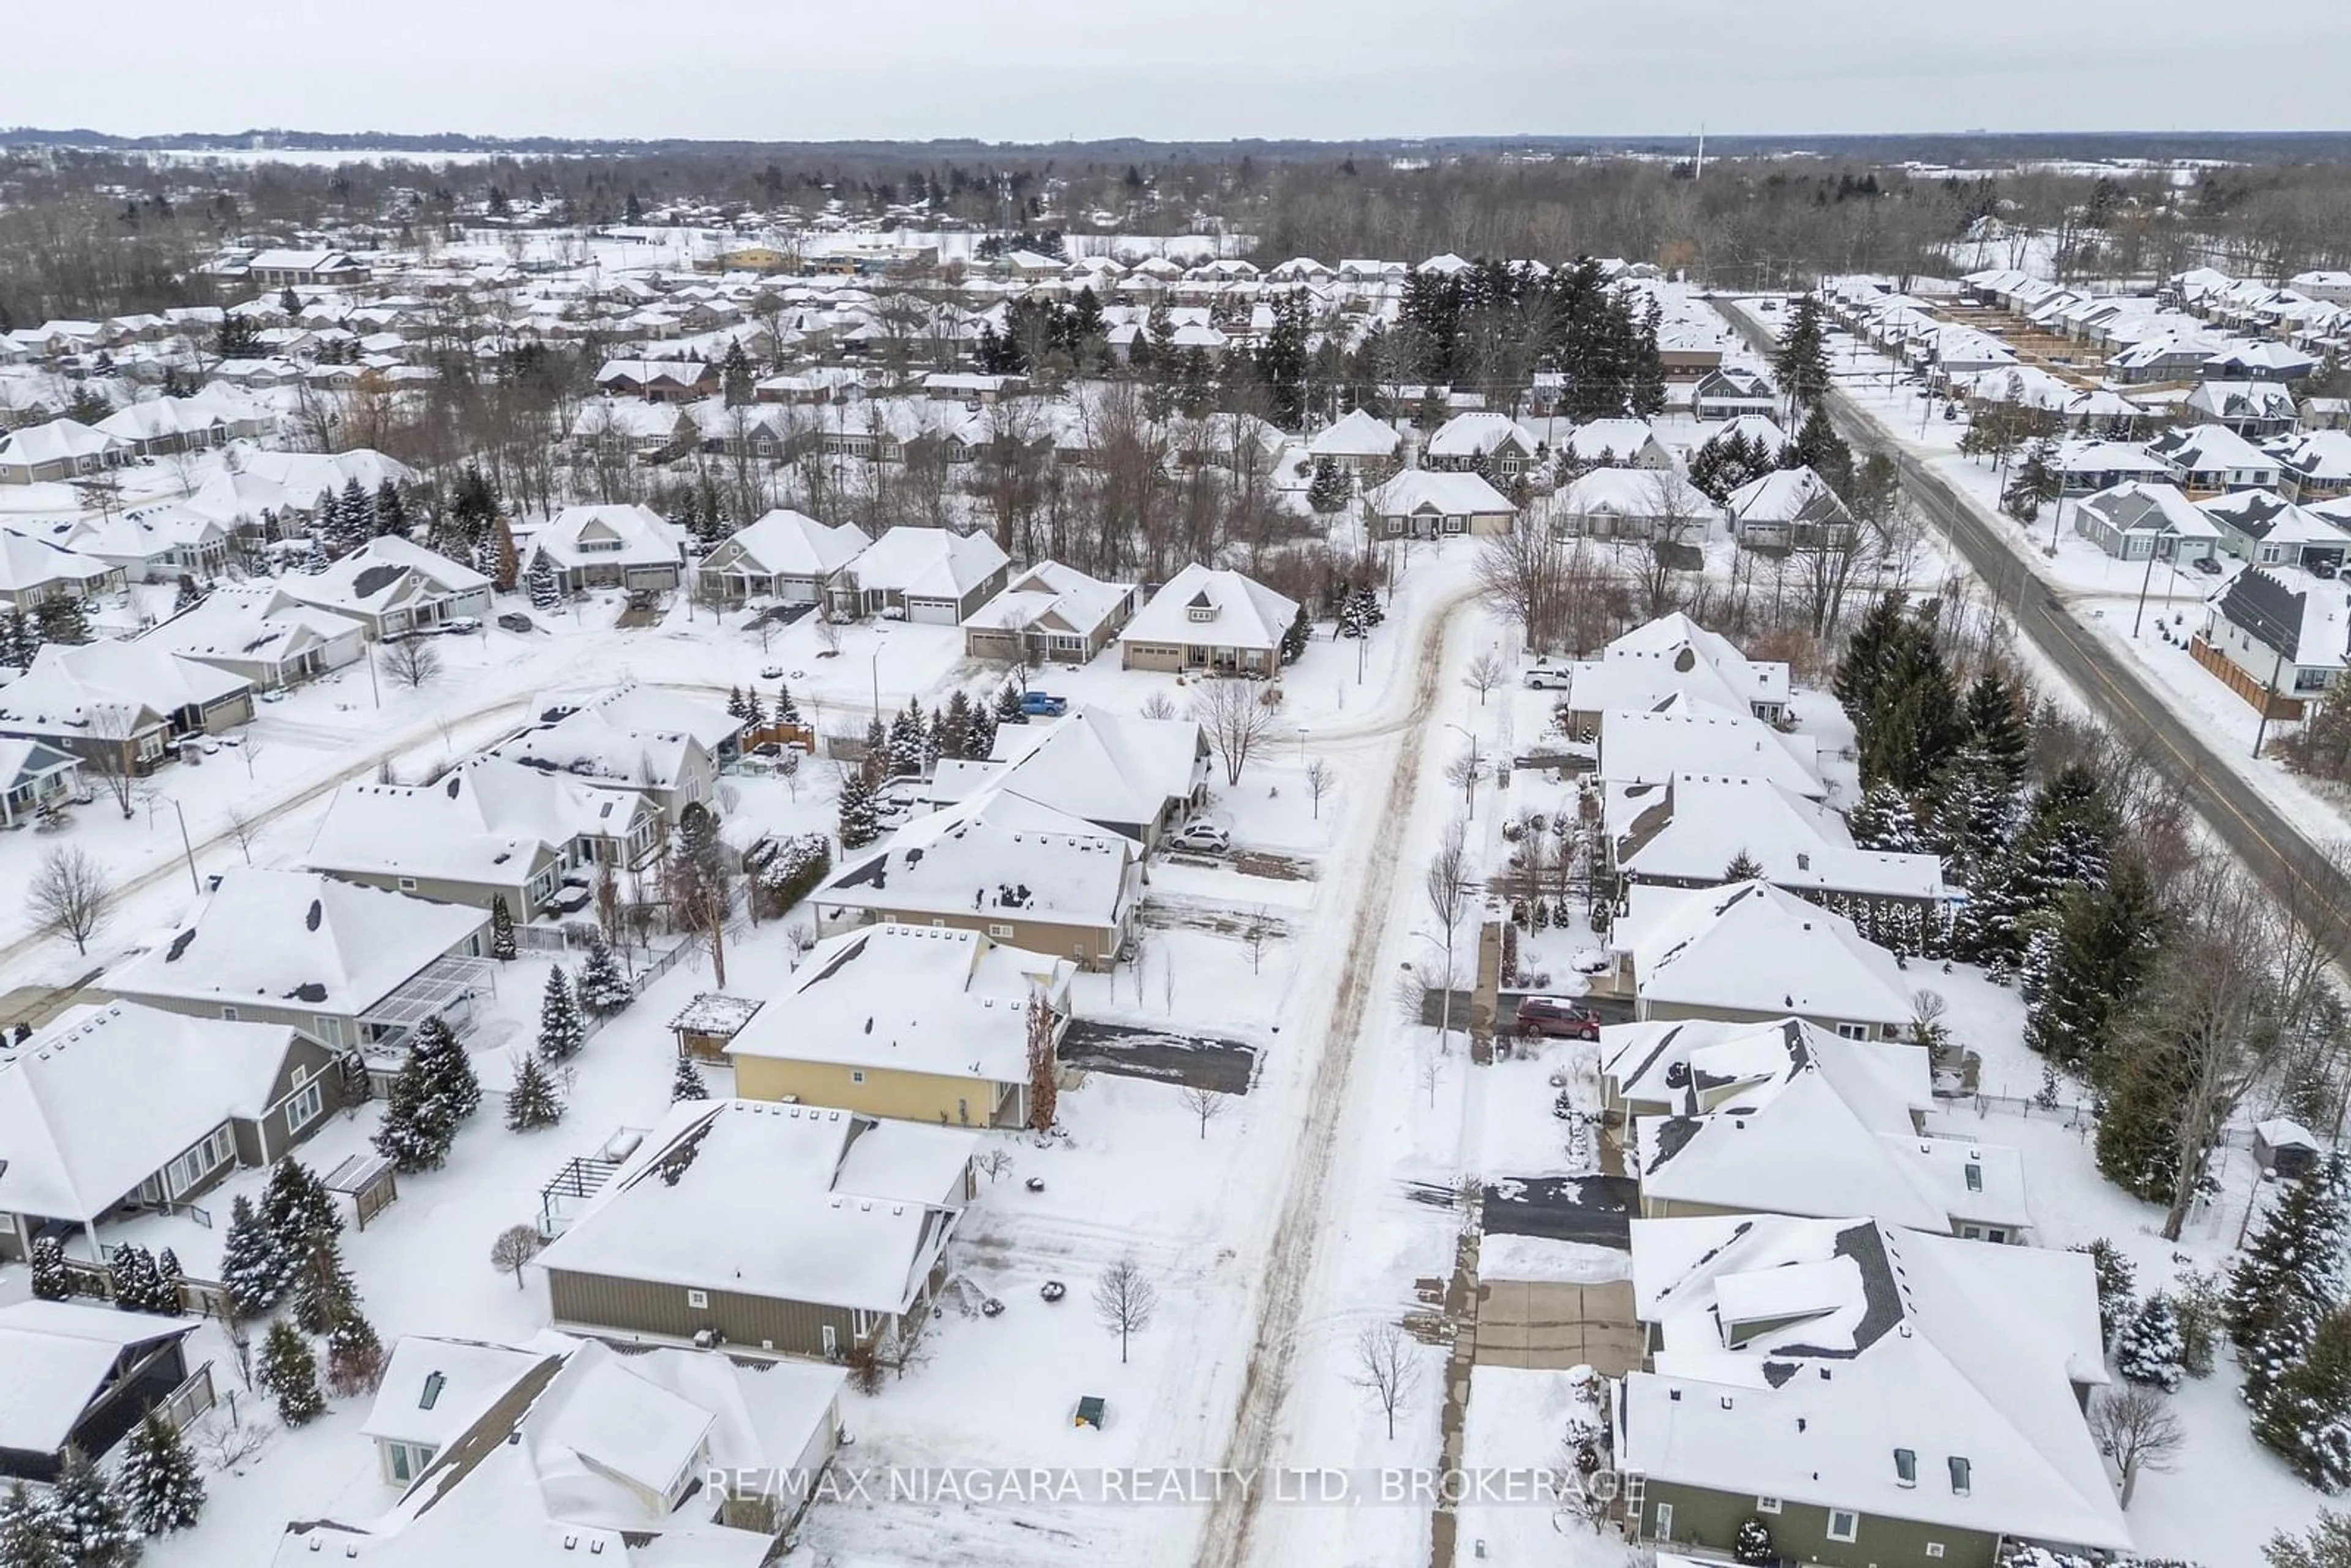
[1926,1545,1946,1559]
[686,1288,710,1310]
[1894,1448,1918,1487]
[398,877,418,891]
[1754,1496,1781,1514]
[989,923,1014,938]
[1949,1457,1972,1495]
[1985,1228,2008,1244]
[1835,1022,1869,1040]
[1652,1502,1673,1540]
[1827,1510,1860,1543]
[851,1070,866,1084]
[1964,1162,1983,1192]
[167,1125,236,1196]
[822,1324,838,1357]
[286,1081,324,1135]
[220,1006,239,1022]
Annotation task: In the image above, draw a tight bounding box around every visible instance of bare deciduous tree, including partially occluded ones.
[1304,757,1333,819]
[1241,907,1274,974]
[1179,1084,1229,1139]
[1349,1322,1422,1440]
[223,805,261,865]
[1139,691,1178,722]
[379,635,443,691]
[1464,651,1507,706]
[976,1148,1016,1184]
[1424,817,1474,1046]
[85,702,141,819]
[1193,678,1275,786]
[2089,1385,2184,1508]
[1092,1256,1158,1364]
[29,845,110,955]
[490,1225,544,1291]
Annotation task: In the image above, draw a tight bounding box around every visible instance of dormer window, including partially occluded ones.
[1948,1456,1971,1496]
[1964,1162,1983,1192]
[1894,1448,1918,1487]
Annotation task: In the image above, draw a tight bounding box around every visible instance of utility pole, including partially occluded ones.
[170,798,200,894]
[2131,531,2170,639]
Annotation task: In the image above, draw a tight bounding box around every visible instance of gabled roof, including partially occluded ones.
[846,525,1009,599]
[1597,707,1821,797]
[1725,465,1854,528]
[2213,565,2351,670]
[979,707,1208,834]
[305,757,641,887]
[727,925,1071,1083]
[0,1002,309,1223]
[1120,564,1299,653]
[1424,410,1540,460]
[283,536,487,617]
[1621,1215,2124,1552]
[0,640,252,736]
[1611,880,1914,1026]
[1556,467,1720,523]
[1363,468,1515,518]
[816,787,1138,930]
[140,583,368,667]
[530,505,686,571]
[1564,418,1665,462]
[109,869,487,1019]
[1307,407,1401,459]
[1613,773,1946,901]
[0,1300,202,1454]
[961,560,1134,643]
[0,530,118,593]
[2145,421,2277,474]
[707,508,871,579]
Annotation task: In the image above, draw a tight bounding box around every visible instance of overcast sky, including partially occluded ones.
[16,0,2351,143]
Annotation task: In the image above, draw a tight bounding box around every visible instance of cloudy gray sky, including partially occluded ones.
[16,0,2351,142]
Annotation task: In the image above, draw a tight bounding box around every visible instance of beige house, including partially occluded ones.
[961,560,1140,666]
[1607,880,1914,1039]
[1117,563,1300,680]
[729,925,1074,1127]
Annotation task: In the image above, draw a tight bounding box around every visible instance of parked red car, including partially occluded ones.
[1517,996,1600,1040]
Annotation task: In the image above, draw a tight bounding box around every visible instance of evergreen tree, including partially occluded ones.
[505,1053,564,1130]
[334,477,374,550]
[888,696,929,777]
[29,1236,69,1301]
[1846,781,1923,852]
[2116,1293,2186,1390]
[489,894,517,961]
[411,1014,479,1123]
[1953,764,2113,971]
[372,1041,457,1173]
[32,595,92,648]
[258,1321,324,1426]
[672,1054,709,1102]
[1963,671,2028,790]
[1280,604,1311,665]
[992,681,1024,726]
[720,340,756,407]
[170,574,206,615]
[288,1230,358,1338]
[537,968,585,1063]
[109,1246,168,1315]
[1723,849,1764,882]
[324,1307,384,1397]
[773,681,800,725]
[2072,1238,2137,1348]
[1856,604,1966,795]
[1773,294,1832,410]
[2095,1025,2201,1202]
[219,1193,283,1316]
[2003,436,2061,523]
[0,1483,65,1568]
[259,1157,342,1253]
[1787,403,1854,501]
[2230,1154,2351,1359]
[577,932,631,1016]
[527,550,562,609]
[449,462,498,539]
[740,686,765,730]
[938,689,973,762]
[2025,856,2163,1070]
[156,1249,183,1310]
[374,479,408,539]
[964,697,997,760]
[1832,592,1907,722]
[118,1409,204,1535]
[726,685,749,723]
[45,1446,137,1568]
[1306,457,1349,515]
[837,766,882,850]
[2256,1306,2351,1491]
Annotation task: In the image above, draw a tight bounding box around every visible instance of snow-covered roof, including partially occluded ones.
[0,1002,309,1223]
[1597,707,1821,798]
[1563,417,1665,463]
[1611,880,1914,1027]
[976,707,1208,836]
[727,925,1071,1084]
[1120,563,1299,654]
[844,524,1008,600]
[0,1300,201,1454]
[1603,1016,1929,1129]
[703,508,871,580]
[1725,465,1854,528]
[1423,410,1540,460]
[816,787,1139,931]
[0,640,252,737]
[961,560,1136,645]
[2145,421,2279,476]
[140,583,368,668]
[305,757,644,887]
[1555,467,1720,523]
[1621,1215,2124,1553]
[1362,468,1514,518]
[0,418,126,470]
[530,683,742,755]
[281,535,486,619]
[533,1100,977,1315]
[364,1336,552,1452]
[0,528,118,593]
[110,869,488,1020]
[1307,407,1401,460]
[529,505,686,572]
[1613,773,1946,901]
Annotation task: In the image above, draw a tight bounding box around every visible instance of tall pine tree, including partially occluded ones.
[47,1446,137,1567]
[118,1409,204,1535]
[537,968,585,1063]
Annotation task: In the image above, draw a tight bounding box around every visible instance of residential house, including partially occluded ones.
[2274,429,2351,503]
[2050,438,2171,497]
[594,359,719,402]
[533,1098,978,1360]
[1724,465,1858,550]
[1616,1215,2126,1567]
[2203,489,2351,571]
[1361,469,1517,539]
[92,397,228,457]
[140,583,370,691]
[1117,563,1300,680]
[2068,480,2222,565]
[351,1332,842,1537]
[1423,411,1544,479]
[2194,564,2350,717]
[1608,773,1949,940]
[1307,407,1402,474]
[0,1002,351,1264]
[66,505,232,582]
[527,505,688,596]
[1597,705,1823,800]
[0,531,122,610]
[277,536,492,640]
[695,509,872,606]
[1565,417,1674,471]
[492,685,728,825]
[813,788,1144,970]
[245,250,370,288]
[0,642,255,776]
[1603,1017,2029,1242]
[2145,422,2282,495]
[2184,379,2300,438]
[0,419,129,484]
[830,525,1010,624]
[0,738,85,825]
[2298,395,2351,432]
[1690,369,1779,422]
[1552,467,1720,542]
[929,707,1210,850]
[729,925,1074,1127]
[0,1302,204,1484]
[306,757,665,918]
[108,869,493,1057]
[1607,880,1914,1037]
[1559,614,1792,730]
[961,560,1140,666]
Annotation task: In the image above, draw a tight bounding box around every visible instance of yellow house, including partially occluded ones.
[726,925,1074,1128]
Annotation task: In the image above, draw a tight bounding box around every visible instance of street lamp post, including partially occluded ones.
[1445,722,1480,820]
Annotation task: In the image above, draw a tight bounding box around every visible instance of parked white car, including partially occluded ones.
[1523,666,1572,691]
[1171,818,1232,854]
